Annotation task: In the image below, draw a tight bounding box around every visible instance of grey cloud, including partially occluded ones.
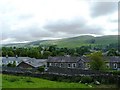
[2,25,55,43]
[91,2,118,17]
[1,22,11,40]
[44,19,104,36]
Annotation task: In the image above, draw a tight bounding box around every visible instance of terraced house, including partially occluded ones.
[47,55,92,70]
[47,56,120,70]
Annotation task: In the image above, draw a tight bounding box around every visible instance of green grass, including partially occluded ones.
[2,74,90,88]
[4,35,118,48]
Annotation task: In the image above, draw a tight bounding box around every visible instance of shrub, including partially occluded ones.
[7,63,13,67]
[38,66,45,72]
[25,78,34,83]
[50,76,58,81]
[81,76,93,84]
[8,78,19,82]
[74,77,81,82]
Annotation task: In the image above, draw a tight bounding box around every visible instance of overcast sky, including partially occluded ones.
[0,0,119,44]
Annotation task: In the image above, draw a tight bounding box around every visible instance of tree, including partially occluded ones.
[88,51,106,71]
[7,63,12,67]
[107,49,118,56]
[8,51,14,57]
[76,46,90,56]
[43,51,52,59]
[12,61,16,67]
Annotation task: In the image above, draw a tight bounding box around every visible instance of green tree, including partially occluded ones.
[8,51,14,57]
[12,61,16,67]
[43,51,51,59]
[88,51,106,71]
[107,49,118,56]
[7,63,12,67]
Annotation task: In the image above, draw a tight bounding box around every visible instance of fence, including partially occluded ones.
[2,66,38,74]
[47,66,117,76]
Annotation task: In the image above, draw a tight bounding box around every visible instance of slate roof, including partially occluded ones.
[21,58,47,68]
[1,57,47,67]
[47,56,81,63]
[2,57,30,64]
[109,56,120,63]
[47,56,120,63]
[80,56,91,63]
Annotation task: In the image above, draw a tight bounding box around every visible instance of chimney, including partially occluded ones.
[16,55,18,58]
[65,55,70,57]
[6,55,8,58]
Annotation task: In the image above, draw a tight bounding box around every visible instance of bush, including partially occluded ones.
[81,76,93,84]
[38,66,45,72]
[8,78,19,82]
[74,77,81,82]
[50,76,58,81]
[25,77,34,83]
[7,63,13,67]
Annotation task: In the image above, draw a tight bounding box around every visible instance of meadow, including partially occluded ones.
[2,74,90,88]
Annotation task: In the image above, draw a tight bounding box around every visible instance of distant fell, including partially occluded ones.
[3,35,119,48]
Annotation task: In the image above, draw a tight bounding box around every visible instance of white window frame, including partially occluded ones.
[49,63,52,66]
[68,63,71,68]
[113,63,117,69]
[72,63,76,68]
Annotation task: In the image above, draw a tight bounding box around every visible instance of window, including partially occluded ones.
[68,64,71,68]
[60,63,63,67]
[49,63,52,66]
[55,63,57,66]
[72,63,76,68]
[87,63,90,68]
[55,63,56,66]
[113,63,117,69]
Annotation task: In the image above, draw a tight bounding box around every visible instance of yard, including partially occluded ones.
[2,74,90,88]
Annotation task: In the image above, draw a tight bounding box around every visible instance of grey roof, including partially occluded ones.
[80,56,91,63]
[2,57,30,64]
[1,57,47,67]
[19,58,47,68]
[47,56,81,63]
[82,56,120,63]
[109,56,120,63]
[47,56,120,63]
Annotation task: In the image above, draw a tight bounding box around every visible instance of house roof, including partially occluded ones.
[47,56,120,63]
[109,56,120,63]
[83,56,120,63]
[47,56,81,63]
[19,58,47,68]
[2,57,30,64]
[1,57,47,67]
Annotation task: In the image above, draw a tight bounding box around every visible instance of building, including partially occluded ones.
[47,56,120,70]
[105,56,120,70]
[47,56,86,69]
[2,56,47,69]
[2,57,30,66]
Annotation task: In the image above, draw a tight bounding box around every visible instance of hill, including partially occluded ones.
[3,35,119,48]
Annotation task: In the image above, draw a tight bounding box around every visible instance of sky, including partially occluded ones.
[0,0,119,44]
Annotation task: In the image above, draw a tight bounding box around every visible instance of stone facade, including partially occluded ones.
[47,56,120,70]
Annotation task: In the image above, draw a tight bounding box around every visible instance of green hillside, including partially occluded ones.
[3,35,119,48]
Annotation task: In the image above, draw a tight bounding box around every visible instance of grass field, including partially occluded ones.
[2,74,90,88]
